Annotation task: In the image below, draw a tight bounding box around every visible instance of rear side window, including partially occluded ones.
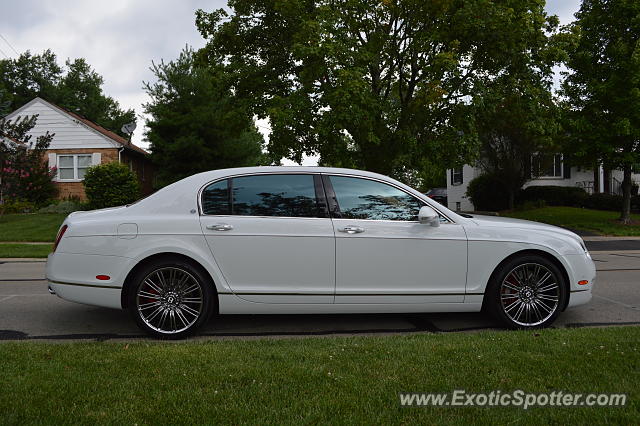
[201,174,323,217]
[202,179,230,215]
[232,174,319,217]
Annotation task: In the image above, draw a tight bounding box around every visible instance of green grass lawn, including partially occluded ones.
[0,213,66,242]
[1,327,638,424]
[502,207,640,236]
[0,243,51,258]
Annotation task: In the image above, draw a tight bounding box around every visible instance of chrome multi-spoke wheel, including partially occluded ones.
[488,256,567,329]
[129,259,214,339]
[500,263,560,326]
[136,267,204,334]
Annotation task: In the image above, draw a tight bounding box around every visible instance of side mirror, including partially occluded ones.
[418,205,440,227]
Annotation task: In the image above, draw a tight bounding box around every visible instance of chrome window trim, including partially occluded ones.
[197,170,456,224]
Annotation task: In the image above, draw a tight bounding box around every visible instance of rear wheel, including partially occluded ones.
[128,259,215,339]
[486,255,567,329]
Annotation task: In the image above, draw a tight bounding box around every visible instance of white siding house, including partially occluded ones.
[4,97,154,199]
[446,158,640,212]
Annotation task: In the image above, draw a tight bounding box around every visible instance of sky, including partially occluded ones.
[0,0,581,164]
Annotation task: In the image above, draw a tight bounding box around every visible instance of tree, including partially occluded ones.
[143,47,267,187]
[195,0,560,180]
[0,50,135,138]
[0,91,57,213]
[473,48,562,209]
[562,0,640,223]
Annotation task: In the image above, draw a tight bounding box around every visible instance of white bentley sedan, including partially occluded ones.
[46,167,595,338]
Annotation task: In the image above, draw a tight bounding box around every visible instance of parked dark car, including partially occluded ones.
[425,188,447,206]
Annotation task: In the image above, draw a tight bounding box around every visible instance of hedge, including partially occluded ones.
[468,179,640,212]
[518,186,588,207]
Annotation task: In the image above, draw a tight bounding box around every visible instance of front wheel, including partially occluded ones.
[486,255,567,329]
[128,259,215,339]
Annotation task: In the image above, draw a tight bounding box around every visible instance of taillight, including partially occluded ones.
[53,225,68,252]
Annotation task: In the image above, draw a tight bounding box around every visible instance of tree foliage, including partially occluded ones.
[0,50,135,137]
[562,0,640,223]
[195,0,561,181]
[473,34,562,209]
[143,48,266,187]
[0,91,57,211]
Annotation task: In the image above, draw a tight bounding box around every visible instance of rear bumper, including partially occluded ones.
[47,280,122,309]
[46,252,128,310]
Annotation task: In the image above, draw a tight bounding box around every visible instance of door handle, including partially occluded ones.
[206,223,233,231]
[339,225,365,234]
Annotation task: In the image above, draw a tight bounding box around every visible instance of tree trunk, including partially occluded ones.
[620,164,632,224]
[593,163,600,193]
[603,167,611,194]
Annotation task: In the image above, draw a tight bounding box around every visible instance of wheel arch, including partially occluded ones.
[481,249,571,312]
[120,252,219,312]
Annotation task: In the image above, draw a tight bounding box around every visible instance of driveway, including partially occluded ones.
[0,250,638,341]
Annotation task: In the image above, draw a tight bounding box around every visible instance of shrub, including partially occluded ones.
[0,200,35,213]
[518,186,588,207]
[83,162,140,209]
[581,193,622,211]
[466,174,510,211]
[37,200,84,214]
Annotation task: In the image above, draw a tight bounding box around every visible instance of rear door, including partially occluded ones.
[199,173,335,304]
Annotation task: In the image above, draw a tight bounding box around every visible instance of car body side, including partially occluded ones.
[46,167,595,313]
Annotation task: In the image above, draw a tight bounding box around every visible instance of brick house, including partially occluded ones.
[4,97,154,200]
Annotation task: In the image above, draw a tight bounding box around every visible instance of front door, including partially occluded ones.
[326,175,467,304]
[200,173,335,304]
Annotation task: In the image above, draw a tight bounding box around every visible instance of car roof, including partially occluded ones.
[128,166,464,223]
[188,166,392,181]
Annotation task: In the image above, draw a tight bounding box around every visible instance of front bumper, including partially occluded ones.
[563,253,596,309]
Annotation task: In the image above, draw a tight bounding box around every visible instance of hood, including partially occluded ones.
[466,214,584,243]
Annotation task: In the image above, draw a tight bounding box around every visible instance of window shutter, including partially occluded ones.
[48,154,57,180]
[525,156,532,179]
[92,152,101,165]
[563,156,571,179]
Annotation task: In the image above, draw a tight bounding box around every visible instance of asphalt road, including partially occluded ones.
[1,251,639,341]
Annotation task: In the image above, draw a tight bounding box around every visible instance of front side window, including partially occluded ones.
[232,174,318,217]
[57,154,92,180]
[201,174,321,217]
[329,176,423,221]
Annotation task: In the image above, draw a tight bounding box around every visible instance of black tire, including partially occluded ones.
[127,258,216,339]
[486,255,567,329]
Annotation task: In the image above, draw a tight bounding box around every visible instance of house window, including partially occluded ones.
[451,167,463,185]
[535,153,563,178]
[57,154,92,180]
